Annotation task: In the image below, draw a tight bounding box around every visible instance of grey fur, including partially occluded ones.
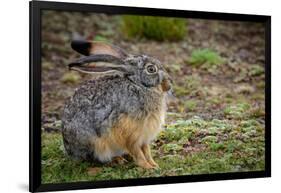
[62,51,171,162]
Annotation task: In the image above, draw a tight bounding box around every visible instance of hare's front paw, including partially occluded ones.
[141,144,159,168]
[136,160,155,169]
[127,145,156,169]
[147,159,159,168]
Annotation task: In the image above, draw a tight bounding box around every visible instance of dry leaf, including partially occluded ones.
[87,167,102,176]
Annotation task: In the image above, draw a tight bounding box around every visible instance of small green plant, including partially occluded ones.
[173,75,201,97]
[61,72,81,84]
[93,35,108,42]
[187,49,224,68]
[121,15,187,41]
[248,65,264,77]
[224,103,251,119]
[42,62,53,70]
[209,142,225,151]
[184,100,198,111]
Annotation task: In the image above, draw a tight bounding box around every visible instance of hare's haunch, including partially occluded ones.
[62,40,172,169]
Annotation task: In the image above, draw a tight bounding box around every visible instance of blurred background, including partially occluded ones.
[41,10,265,183]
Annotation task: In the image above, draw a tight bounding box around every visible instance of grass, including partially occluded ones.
[93,35,108,42]
[60,72,81,84]
[173,75,201,97]
[248,65,264,77]
[42,110,265,184]
[121,15,187,41]
[224,103,251,119]
[187,49,224,68]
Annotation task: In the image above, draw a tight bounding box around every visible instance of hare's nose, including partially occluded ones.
[159,70,172,82]
[161,78,172,92]
[165,73,173,84]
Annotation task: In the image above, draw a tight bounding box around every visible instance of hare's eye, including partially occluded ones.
[146,65,157,74]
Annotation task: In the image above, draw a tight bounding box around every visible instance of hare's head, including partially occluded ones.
[69,40,172,92]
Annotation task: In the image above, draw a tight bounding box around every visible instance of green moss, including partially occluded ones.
[163,121,193,142]
[162,143,183,153]
[201,136,218,143]
[121,15,187,41]
[224,103,251,119]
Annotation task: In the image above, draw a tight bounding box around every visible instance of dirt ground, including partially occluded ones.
[41,10,265,183]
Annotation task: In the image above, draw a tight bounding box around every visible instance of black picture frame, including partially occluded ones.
[29,0,271,192]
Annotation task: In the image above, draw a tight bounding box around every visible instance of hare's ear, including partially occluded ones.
[71,40,128,59]
[68,54,132,75]
[71,40,92,56]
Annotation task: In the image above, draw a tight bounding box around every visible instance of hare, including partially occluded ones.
[62,40,172,169]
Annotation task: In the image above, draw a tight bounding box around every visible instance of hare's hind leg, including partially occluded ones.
[110,156,128,165]
[90,136,124,163]
[141,144,159,168]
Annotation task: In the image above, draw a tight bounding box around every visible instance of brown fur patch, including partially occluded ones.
[161,79,171,91]
[90,96,166,162]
